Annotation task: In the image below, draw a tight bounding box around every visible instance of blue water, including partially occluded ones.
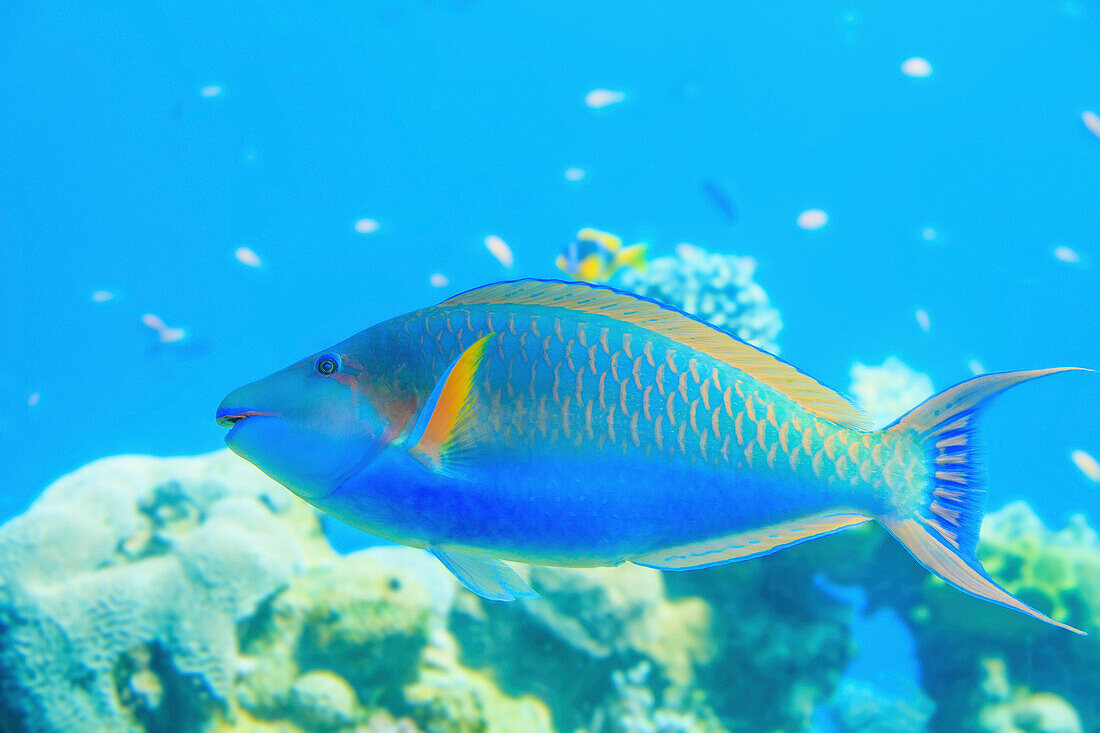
[2,2,1098,730]
[5,1,1097,524]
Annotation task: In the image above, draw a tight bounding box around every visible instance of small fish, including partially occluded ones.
[701,180,737,223]
[584,88,626,109]
[484,235,514,268]
[141,313,186,344]
[218,279,1090,632]
[1083,111,1100,140]
[1071,449,1100,482]
[555,228,647,283]
[235,246,262,268]
[914,308,931,332]
[797,209,828,231]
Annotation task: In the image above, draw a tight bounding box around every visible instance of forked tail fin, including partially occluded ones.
[878,368,1090,635]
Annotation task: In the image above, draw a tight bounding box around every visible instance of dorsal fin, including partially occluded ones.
[443,279,872,430]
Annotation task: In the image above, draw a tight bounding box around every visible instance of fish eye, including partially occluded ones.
[315,354,341,375]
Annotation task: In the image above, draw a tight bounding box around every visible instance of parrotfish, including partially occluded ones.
[555,228,647,283]
[217,279,1089,633]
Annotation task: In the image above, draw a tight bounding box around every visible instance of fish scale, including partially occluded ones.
[385,304,887,510]
[219,279,1087,633]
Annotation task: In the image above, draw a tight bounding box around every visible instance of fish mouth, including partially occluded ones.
[216,408,274,428]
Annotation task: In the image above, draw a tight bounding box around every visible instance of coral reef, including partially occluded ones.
[1,451,1095,732]
[0,451,333,732]
[842,501,1100,732]
[615,243,783,354]
[0,452,548,733]
[975,657,1082,733]
[828,679,934,733]
[847,356,934,429]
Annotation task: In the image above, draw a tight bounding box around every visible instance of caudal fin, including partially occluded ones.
[879,368,1090,635]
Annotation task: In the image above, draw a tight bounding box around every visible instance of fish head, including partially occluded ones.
[216,348,394,500]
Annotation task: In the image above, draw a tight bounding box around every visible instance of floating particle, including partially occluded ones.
[142,313,166,331]
[1053,245,1081,264]
[616,244,783,354]
[429,272,449,288]
[849,357,934,430]
[967,359,986,376]
[920,227,938,242]
[354,218,380,234]
[1082,111,1100,139]
[564,167,587,182]
[797,209,829,231]
[234,246,262,268]
[484,235,514,268]
[27,392,40,407]
[900,57,933,78]
[200,84,224,98]
[702,180,737,223]
[91,290,114,303]
[159,327,186,344]
[141,313,186,344]
[584,88,626,109]
[914,308,931,332]
[1071,449,1100,482]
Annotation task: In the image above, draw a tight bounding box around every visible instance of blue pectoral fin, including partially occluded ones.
[429,546,539,602]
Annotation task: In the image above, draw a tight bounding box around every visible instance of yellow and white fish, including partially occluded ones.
[555,228,648,283]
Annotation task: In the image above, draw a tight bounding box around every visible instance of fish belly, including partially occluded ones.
[322,443,843,568]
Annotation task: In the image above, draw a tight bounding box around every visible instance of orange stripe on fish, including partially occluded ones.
[405,333,495,475]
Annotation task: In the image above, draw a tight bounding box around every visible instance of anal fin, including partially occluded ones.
[632,512,871,570]
[429,546,539,601]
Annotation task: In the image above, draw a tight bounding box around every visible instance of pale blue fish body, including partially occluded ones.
[324,311,860,566]
[218,279,1087,633]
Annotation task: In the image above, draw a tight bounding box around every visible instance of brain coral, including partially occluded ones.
[0,451,334,732]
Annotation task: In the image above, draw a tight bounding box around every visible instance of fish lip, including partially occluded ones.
[216,409,274,428]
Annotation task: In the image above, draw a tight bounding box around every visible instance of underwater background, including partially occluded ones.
[2,1,1099,731]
